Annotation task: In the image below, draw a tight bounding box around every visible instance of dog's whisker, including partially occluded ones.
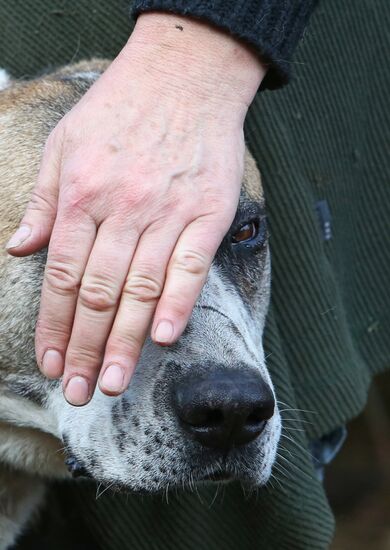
[269,471,284,491]
[194,480,204,506]
[208,482,221,509]
[281,417,314,425]
[276,452,315,482]
[277,443,295,461]
[95,482,102,500]
[277,401,318,415]
[273,457,292,478]
[280,433,313,458]
[266,474,277,492]
[272,463,289,481]
[95,480,115,500]
[278,408,318,417]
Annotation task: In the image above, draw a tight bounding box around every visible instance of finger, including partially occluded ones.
[6,131,61,256]
[99,222,184,396]
[35,211,97,382]
[152,217,228,345]
[62,222,138,405]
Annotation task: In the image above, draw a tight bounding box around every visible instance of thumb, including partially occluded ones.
[6,132,61,256]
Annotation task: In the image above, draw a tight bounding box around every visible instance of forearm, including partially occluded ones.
[132,0,319,90]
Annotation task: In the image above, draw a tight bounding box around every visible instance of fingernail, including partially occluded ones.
[41,349,63,378]
[6,225,31,249]
[65,376,90,406]
[100,364,125,394]
[154,320,174,344]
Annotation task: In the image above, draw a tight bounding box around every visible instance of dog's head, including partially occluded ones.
[53,150,280,491]
[0,61,281,492]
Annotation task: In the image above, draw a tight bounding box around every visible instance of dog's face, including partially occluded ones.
[54,154,280,491]
[0,61,281,493]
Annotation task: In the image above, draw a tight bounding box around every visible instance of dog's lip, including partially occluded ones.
[200,470,234,482]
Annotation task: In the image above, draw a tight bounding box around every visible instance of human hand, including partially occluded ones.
[6,13,266,405]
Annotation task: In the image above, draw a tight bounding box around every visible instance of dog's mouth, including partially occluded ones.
[65,454,238,486]
[201,470,234,482]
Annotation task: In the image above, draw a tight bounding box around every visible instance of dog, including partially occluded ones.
[0,60,281,549]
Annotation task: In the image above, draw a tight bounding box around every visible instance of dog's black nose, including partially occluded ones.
[173,367,275,449]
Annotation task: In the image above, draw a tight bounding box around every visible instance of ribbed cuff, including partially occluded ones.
[131,0,318,90]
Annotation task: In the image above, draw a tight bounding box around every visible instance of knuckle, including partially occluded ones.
[171,249,208,276]
[122,186,151,208]
[123,272,162,304]
[44,128,61,153]
[62,160,93,186]
[66,173,92,193]
[45,258,80,295]
[107,333,142,360]
[79,280,117,312]
[66,347,101,370]
[112,188,154,217]
[35,317,69,344]
[162,296,189,321]
[27,188,56,214]
[61,182,96,217]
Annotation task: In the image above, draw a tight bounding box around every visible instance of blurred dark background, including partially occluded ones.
[327,371,390,549]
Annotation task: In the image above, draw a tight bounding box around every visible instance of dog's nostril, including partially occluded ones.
[246,407,272,427]
[204,409,224,427]
[173,366,275,450]
[188,409,224,429]
[246,410,262,425]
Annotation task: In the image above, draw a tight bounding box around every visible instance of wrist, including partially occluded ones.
[119,12,266,110]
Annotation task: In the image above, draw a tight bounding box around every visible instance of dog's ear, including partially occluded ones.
[0,69,11,91]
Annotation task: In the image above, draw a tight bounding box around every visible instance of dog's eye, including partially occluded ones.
[231,221,258,244]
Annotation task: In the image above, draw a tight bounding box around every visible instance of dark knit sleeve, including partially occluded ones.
[131,1,318,90]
